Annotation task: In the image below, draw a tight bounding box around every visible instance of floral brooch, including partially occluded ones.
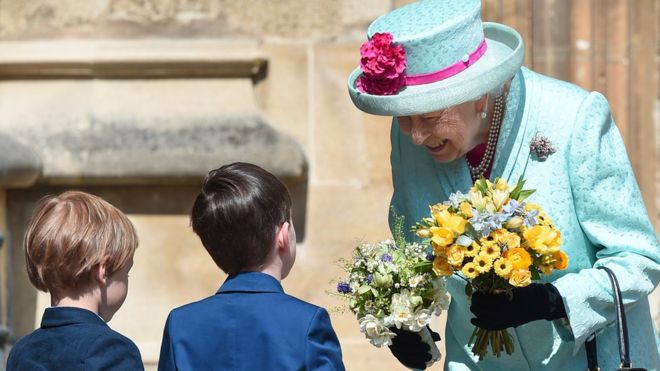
[356,32,407,96]
[530,134,556,160]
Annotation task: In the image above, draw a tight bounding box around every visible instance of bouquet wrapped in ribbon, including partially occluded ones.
[334,228,449,368]
[413,177,568,360]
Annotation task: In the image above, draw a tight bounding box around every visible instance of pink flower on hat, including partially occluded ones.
[356,32,407,95]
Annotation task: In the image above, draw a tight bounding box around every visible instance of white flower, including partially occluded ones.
[408,308,433,332]
[359,315,395,347]
[389,290,414,329]
[430,278,450,314]
[408,274,424,288]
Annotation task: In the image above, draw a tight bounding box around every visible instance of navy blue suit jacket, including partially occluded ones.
[158,272,345,370]
[7,306,144,370]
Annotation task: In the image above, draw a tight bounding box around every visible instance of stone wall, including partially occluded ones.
[0,1,657,370]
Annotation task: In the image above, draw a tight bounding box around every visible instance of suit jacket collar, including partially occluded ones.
[217,272,284,294]
[41,307,107,329]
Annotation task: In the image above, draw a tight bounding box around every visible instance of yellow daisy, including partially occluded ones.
[493,258,513,279]
[481,242,501,261]
[462,262,479,279]
[464,241,480,257]
[473,253,493,273]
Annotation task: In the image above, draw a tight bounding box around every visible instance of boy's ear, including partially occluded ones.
[275,221,291,253]
[91,256,111,286]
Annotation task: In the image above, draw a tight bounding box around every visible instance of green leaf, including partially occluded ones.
[476,178,489,196]
[517,189,536,202]
[464,223,480,241]
[357,285,372,295]
[509,176,525,200]
[530,267,541,281]
[464,282,473,297]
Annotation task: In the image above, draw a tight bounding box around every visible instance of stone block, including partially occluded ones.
[0,135,41,188]
[257,43,310,150]
[312,42,392,184]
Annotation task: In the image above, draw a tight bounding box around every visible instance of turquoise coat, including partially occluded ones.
[390,67,660,370]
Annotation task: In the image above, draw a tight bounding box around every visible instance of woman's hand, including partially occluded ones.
[388,326,441,370]
[469,283,567,330]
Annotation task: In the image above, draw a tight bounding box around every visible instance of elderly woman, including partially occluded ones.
[347,0,660,370]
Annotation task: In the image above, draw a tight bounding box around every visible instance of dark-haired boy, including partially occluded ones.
[158,162,345,371]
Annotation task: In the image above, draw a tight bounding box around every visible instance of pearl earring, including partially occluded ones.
[481,111,487,119]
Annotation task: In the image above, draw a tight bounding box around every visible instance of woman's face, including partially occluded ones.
[397,99,485,163]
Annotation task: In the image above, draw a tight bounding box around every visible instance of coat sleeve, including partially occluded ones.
[157,314,177,371]
[305,308,346,371]
[85,333,145,370]
[552,91,660,354]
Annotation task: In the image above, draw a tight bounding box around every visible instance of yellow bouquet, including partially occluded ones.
[413,177,568,359]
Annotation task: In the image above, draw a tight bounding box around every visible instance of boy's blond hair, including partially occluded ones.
[24,191,138,292]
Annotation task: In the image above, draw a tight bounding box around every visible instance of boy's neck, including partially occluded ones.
[258,266,283,282]
[51,287,102,319]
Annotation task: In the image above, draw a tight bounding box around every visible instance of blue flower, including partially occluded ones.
[336,282,351,294]
[448,191,468,208]
[524,209,539,227]
[365,274,373,284]
[469,209,503,238]
[425,252,435,262]
[381,253,392,262]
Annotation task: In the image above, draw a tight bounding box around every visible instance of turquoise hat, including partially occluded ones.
[347,0,524,116]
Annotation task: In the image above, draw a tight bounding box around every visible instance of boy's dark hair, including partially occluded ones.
[191,162,292,275]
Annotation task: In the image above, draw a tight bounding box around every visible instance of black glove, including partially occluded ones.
[387,326,441,370]
[470,283,567,330]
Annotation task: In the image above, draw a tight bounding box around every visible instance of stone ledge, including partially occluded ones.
[0,39,267,80]
[0,78,306,187]
[18,115,306,186]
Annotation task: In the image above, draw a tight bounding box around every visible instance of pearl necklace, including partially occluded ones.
[467,94,504,181]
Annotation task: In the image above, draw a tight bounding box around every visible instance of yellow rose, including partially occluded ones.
[509,269,532,287]
[493,258,513,279]
[553,250,569,270]
[433,256,454,276]
[445,215,467,235]
[462,262,479,279]
[431,205,451,226]
[465,241,480,257]
[523,225,562,254]
[430,226,454,247]
[460,202,474,218]
[473,253,493,273]
[446,245,465,266]
[500,232,521,249]
[503,247,532,270]
[490,229,507,242]
[432,242,448,255]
